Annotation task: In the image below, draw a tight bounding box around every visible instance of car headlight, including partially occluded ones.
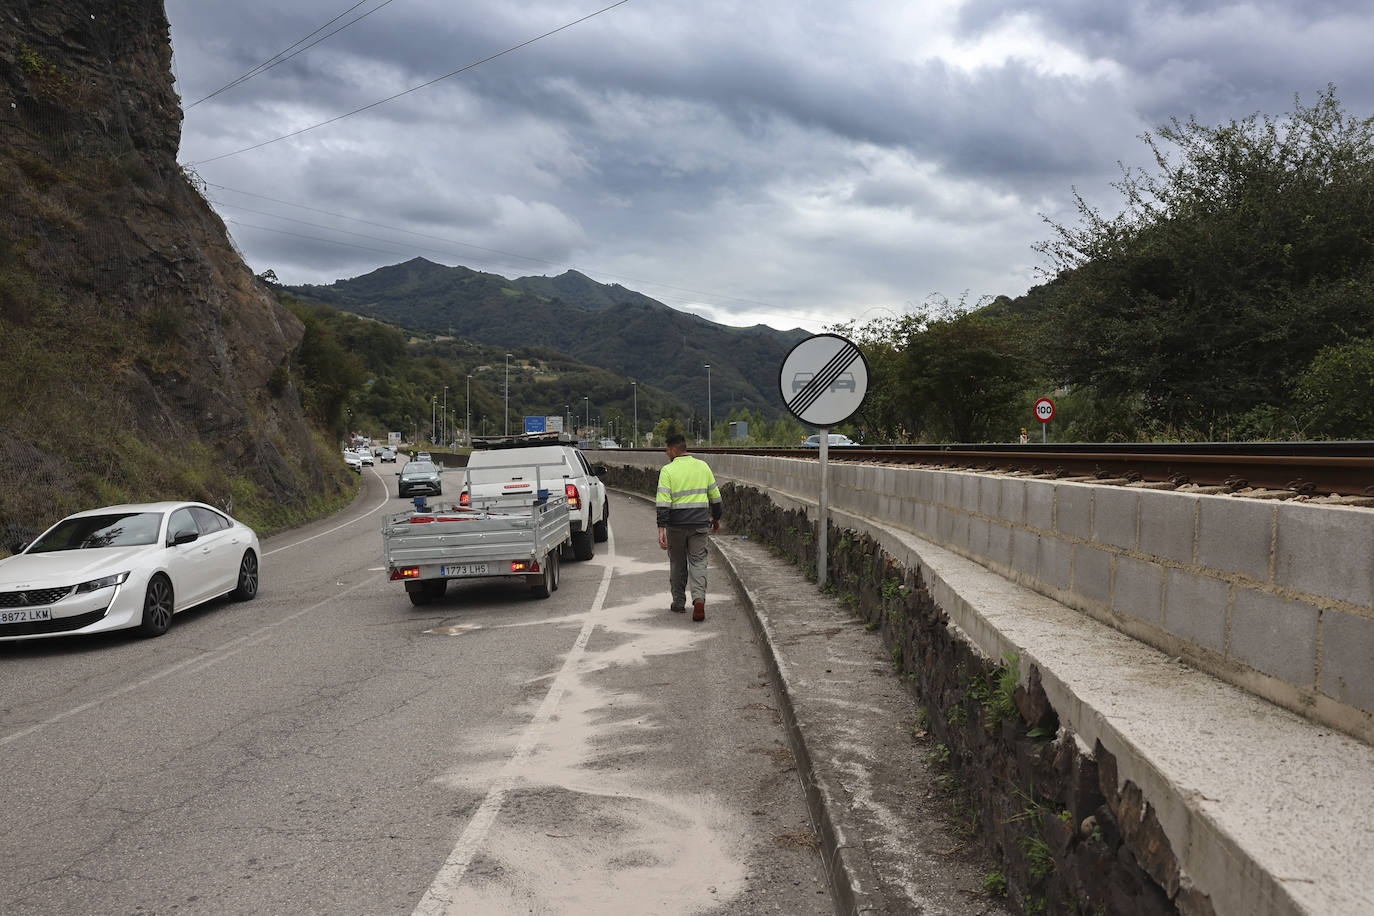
[75,571,130,594]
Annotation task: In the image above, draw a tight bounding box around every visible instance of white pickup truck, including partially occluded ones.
[459,438,608,561]
[382,465,571,606]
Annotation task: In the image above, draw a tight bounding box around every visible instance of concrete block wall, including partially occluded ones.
[596,451,1374,744]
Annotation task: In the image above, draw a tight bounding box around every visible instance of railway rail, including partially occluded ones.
[668,442,1374,499]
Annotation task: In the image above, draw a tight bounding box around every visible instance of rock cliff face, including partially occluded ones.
[0,0,347,547]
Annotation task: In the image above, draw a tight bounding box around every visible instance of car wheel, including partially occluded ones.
[572,529,594,561]
[592,500,609,542]
[232,550,259,600]
[139,575,174,637]
[530,553,554,598]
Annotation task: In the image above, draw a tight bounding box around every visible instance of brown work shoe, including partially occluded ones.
[692,600,705,622]
[670,605,686,613]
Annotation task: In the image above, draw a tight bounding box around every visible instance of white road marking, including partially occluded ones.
[3,468,394,746]
[412,530,617,916]
[264,467,392,557]
[0,577,374,747]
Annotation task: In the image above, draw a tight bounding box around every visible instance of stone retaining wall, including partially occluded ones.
[603,459,1195,915]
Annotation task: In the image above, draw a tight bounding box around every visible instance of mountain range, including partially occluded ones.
[283,258,812,419]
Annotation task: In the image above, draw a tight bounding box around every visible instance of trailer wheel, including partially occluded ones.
[550,549,560,591]
[407,579,446,606]
[530,554,555,598]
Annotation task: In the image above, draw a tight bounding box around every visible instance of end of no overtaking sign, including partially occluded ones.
[778,333,869,427]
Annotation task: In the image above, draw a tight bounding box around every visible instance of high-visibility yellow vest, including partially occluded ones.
[656,455,722,528]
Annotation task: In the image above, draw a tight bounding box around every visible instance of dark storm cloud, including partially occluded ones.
[166,0,1374,331]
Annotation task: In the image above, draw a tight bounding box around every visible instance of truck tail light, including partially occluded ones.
[459,491,470,507]
[565,483,581,509]
[511,560,540,573]
[390,567,421,580]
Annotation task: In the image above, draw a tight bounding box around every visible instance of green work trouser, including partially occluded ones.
[666,525,710,608]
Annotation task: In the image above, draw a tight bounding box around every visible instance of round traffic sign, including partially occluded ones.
[1034,397,1055,423]
[778,333,870,427]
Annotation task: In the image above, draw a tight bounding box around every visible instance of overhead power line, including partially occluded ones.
[186,0,399,109]
[187,0,632,166]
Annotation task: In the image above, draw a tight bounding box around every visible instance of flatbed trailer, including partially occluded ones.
[382,484,571,606]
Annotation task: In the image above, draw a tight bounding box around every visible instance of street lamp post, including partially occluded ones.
[583,397,589,443]
[431,396,437,445]
[504,353,512,435]
[466,375,472,446]
[442,385,448,447]
[631,381,637,447]
[704,364,712,447]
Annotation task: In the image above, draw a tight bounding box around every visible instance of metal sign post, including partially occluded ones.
[779,334,870,590]
[1034,397,1055,444]
[817,428,829,586]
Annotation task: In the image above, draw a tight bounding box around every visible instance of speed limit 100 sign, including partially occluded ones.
[1034,398,1055,423]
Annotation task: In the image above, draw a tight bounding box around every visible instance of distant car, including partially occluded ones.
[378,447,397,463]
[598,438,620,449]
[398,460,442,497]
[802,433,855,447]
[415,451,432,462]
[0,501,260,640]
[354,447,374,467]
[344,452,363,472]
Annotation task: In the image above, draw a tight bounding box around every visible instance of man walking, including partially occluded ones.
[656,433,722,621]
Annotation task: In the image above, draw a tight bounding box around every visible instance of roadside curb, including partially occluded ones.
[713,535,886,916]
[616,487,883,914]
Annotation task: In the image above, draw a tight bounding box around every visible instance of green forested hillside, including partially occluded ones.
[283,259,809,420]
[276,292,696,444]
[512,270,664,312]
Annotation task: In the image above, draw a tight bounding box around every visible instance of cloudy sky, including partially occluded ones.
[165,0,1374,332]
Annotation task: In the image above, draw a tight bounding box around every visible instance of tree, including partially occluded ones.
[1292,336,1374,438]
[829,314,926,442]
[899,299,1041,442]
[651,416,684,447]
[1036,86,1374,436]
[282,297,367,432]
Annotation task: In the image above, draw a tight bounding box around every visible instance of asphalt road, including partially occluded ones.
[0,464,833,915]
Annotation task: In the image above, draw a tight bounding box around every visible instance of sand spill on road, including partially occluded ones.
[418,575,750,914]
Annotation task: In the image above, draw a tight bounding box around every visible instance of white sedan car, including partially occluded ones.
[0,502,260,641]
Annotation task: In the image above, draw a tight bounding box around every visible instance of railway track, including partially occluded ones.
[677,442,1374,499]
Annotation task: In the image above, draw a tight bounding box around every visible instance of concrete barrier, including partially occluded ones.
[591,451,1374,745]
[595,450,1374,915]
